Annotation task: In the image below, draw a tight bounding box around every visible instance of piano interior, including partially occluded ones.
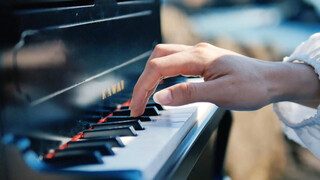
[0,0,232,179]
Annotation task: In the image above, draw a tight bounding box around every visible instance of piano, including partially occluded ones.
[0,0,232,179]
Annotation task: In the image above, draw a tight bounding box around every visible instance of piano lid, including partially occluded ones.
[0,0,162,135]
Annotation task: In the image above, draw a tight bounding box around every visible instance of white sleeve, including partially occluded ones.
[273,33,320,159]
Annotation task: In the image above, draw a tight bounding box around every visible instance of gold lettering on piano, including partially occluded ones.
[102,80,125,100]
[121,80,124,89]
[117,83,121,92]
[112,85,117,94]
[107,88,112,97]
[102,90,107,100]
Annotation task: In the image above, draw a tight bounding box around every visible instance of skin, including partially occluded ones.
[129,43,320,117]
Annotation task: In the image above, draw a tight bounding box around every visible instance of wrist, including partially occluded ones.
[265,62,320,103]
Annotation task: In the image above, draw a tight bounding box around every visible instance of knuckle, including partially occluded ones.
[146,59,162,76]
[147,59,159,69]
[193,43,211,59]
[195,42,211,48]
[193,43,215,72]
[152,44,167,58]
[154,44,166,53]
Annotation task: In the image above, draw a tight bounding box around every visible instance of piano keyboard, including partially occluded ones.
[43,101,218,180]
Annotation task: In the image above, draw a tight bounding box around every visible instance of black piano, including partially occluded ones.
[0,0,232,179]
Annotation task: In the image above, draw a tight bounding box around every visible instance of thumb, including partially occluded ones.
[153,82,206,106]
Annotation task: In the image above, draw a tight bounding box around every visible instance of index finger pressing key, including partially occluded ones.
[130,49,207,117]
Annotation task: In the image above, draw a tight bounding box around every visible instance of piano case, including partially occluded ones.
[0,0,232,179]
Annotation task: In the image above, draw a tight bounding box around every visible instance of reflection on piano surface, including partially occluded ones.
[0,0,231,180]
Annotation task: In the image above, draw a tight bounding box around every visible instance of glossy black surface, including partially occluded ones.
[120,102,164,110]
[60,143,115,155]
[91,119,145,130]
[106,115,152,122]
[83,126,137,138]
[67,136,124,148]
[44,150,104,167]
[1,0,161,138]
[0,0,161,175]
[113,106,160,116]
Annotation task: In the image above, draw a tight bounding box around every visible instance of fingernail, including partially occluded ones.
[153,89,172,105]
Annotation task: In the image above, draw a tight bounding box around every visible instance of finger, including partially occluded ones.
[152,82,208,106]
[132,84,158,116]
[130,50,207,116]
[129,44,192,116]
[153,78,231,106]
[148,44,192,60]
[130,77,161,117]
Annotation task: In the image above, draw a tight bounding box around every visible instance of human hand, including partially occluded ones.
[129,43,320,117]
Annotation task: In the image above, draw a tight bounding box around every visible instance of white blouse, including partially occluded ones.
[273,33,320,159]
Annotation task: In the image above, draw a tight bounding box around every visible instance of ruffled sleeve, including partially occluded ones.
[273,33,320,159]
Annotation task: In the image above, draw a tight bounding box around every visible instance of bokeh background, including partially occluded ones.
[160,0,320,179]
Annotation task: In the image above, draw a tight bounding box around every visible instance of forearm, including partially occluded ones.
[266,62,320,108]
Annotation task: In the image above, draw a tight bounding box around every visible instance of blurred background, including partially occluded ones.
[159,0,320,179]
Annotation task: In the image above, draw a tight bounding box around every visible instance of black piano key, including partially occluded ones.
[92,120,144,130]
[83,126,137,138]
[113,106,160,116]
[141,106,160,116]
[44,150,103,166]
[82,115,103,122]
[112,109,131,116]
[147,103,164,110]
[58,143,114,156]
[87,109,112,117]
[120,106,130,110]
[107,116,152,122]
[121,103,164,110]
[67,137,124,148]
